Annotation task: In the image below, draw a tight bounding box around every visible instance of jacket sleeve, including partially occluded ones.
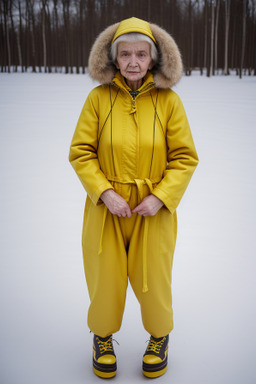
[152,93,199,214]
[69,90,114,205]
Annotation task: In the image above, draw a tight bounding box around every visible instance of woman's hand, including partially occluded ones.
[100,189,132,218]
[132,194,164,216]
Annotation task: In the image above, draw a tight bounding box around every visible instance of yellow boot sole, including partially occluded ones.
[143,366,167,378]
[93,367,117,379]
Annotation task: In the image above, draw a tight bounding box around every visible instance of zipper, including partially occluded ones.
[112,80,155,102]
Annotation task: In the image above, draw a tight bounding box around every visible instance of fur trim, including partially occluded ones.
[150,24,183,88]
[88,22,183,89]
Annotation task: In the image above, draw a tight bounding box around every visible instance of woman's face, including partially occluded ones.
[116,41,152,89]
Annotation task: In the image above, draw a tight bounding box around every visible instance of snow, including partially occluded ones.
[0,72,256,384]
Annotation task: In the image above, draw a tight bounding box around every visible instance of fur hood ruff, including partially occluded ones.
[88,21,183,89]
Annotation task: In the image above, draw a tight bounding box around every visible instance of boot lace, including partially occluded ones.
[97,336,114,354]
[146,336,166,354]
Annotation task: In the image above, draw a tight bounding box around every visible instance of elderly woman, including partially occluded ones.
[69,17,198,379]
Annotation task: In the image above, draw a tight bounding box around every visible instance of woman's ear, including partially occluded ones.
[148,60,153,70]
[115,61,120,69]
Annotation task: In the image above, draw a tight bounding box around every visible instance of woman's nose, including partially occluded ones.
[129,54,138,67]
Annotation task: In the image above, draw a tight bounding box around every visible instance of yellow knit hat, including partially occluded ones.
[111,17,157,44]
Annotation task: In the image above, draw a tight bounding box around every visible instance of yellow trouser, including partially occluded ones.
[82,183,177,338]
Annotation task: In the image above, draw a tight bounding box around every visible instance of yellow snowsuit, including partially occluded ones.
[69,19,199,338]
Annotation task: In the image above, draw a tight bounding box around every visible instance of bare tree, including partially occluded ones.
[0,1,4,72]
[79,0,86,74]
[252,0,256,75]
[25,0,37,72]
[224,0,230,75]
[214,0,220,73]
[204,0,208,70]
[9,0,17,71]
[210,0,215,76]
[62,0,72,74]
[41,0,48,72]
[3,0,11,72]
[53,0,59,72]
[187,0,193,75]
[240,0,247,78]
[16,0,23,72]
[183,0,196,75]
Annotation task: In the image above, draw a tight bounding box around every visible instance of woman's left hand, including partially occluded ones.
[132,194,164,216]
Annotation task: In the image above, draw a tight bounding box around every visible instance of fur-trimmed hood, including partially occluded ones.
[88,18,183,89]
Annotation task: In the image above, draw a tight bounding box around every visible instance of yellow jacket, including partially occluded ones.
[69,70,198,214]
[69,17,199,300]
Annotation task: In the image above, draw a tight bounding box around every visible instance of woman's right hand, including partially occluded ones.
[100,189,132,218]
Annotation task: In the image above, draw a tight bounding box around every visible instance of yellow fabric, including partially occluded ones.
[98,177,153,293]
[69,71,198,337]
[112,17,157,44]
[80,184,177,337]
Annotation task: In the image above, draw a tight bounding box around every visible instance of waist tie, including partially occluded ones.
[134,178,153,293]
[98,177,158,293]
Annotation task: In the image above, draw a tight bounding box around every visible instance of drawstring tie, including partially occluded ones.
[98,177,157,293]
[134,178,153,293]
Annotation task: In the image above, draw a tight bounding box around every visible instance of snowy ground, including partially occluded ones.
[0,72,256,384]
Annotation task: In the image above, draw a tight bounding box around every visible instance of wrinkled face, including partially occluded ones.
[116,41,152,87]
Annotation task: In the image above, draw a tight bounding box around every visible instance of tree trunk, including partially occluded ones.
[204,0,208,71]
[62,0,71,74]
[0,1,4,72]
[46,3,52,73]
[214,0,220,73]
[240,0,247,79]
[187,0,192,75]
[210,0,215,76]
[41,1,47,73]
[53,0,59,73]
[231,1,237,70]
[191,1,194,72]
[28,0,37,73]
[18,0,23,72]
[80,0,85,74]
[252,0,256,75]
[224,0,230,75]
[9,0,17,72]
[3,0,11,73]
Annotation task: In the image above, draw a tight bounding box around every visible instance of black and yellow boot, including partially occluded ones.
[142,334,169,378]
[93,334,117,378]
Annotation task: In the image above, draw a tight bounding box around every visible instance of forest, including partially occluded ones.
[1,0,256,77]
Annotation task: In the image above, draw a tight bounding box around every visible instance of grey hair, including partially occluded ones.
[111,33,158,64]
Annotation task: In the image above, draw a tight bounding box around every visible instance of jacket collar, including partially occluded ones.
[112,71,155,95]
